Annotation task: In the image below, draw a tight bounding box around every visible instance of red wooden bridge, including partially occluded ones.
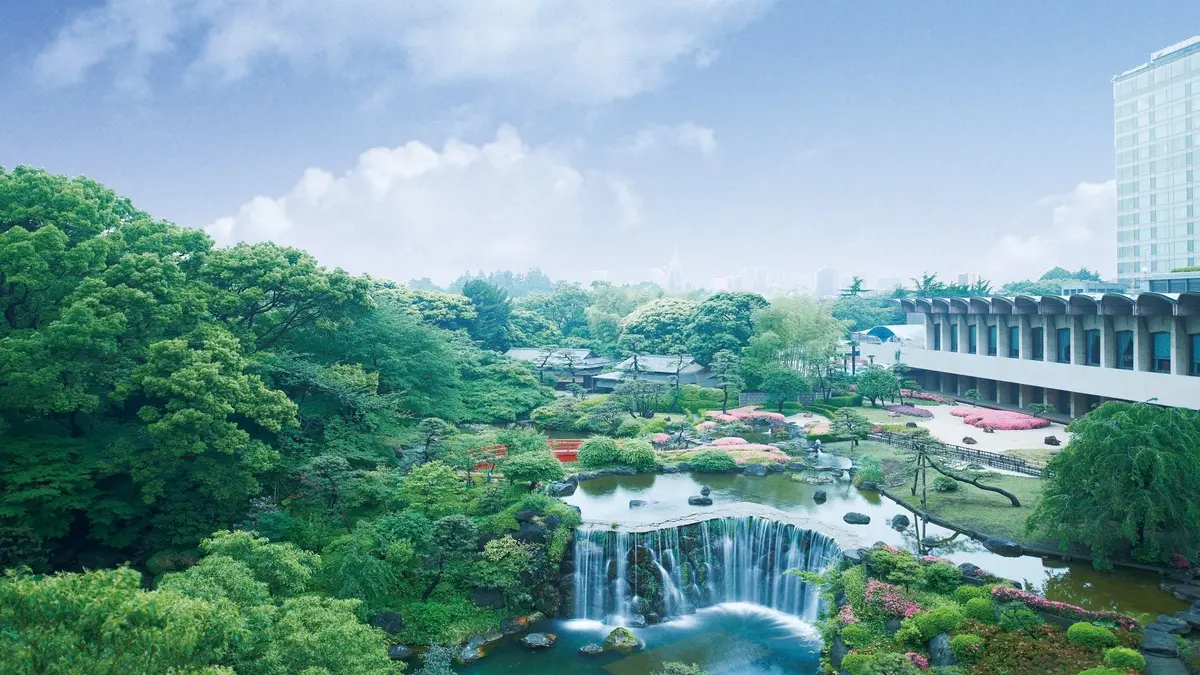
[472,438,582,470]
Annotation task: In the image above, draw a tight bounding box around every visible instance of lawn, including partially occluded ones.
[831,440,1051,547]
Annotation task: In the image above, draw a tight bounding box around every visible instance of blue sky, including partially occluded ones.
[3,1,1198,288]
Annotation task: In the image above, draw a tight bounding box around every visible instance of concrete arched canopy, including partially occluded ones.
[989,297,1015,313]
[1135,292,1176,316]
[1068,295,1099,315]
[1039,295,1069,314]
[1178,292,1200,316]
[1013,295,1039,314]
[866,324,927,346]
[899,299,917,313]
[1100,293,1135,315]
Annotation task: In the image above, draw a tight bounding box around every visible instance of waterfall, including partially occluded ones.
[571,517,839,625]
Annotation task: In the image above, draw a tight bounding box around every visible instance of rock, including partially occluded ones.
[982,537,1023,556]
[625,614,648,628]
[520,632,556,649]
[603,627,643,653]
[1144,655,1190,675]
[1044,435,1061,446]
[515,509,540,523]
[787,462,807,471]
[688,495,713,506]
[662,465,680,474]
[564,473,579,484]
[982,427,995,434]
[1152,615,1190,634]
[885,619,902,635]
[457,635,489,664]
[678,462,691,472]
[840,548,864,565]
[830,469,845,478]
[567,504,582,516]
[928,633,954,667]
[744,463,768,476]
[548,481,576,497]
[700,485,711,496]
[1164,583,1200,603]
[962,436,977,445]
[890,514,910,530]
[575,471,598,482]
[1175,610,1200,629]
[370,611,405,634]
[579,643,605,656]
[612,467,637,476]
[500,616,529,635]
[767,462,785,472]
[830,632,848,669]
[813,490,827,504]
[905,422,918,428]
[471,588,505,608]
[628,499,647,508]
[645,612,661,625]
[514,521,547,544]
[858,480,878,491]
[387,644,414,661]
[843,512,871,525]
[1144,629,1179,657]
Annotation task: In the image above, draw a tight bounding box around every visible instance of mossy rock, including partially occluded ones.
[603,626,643,653]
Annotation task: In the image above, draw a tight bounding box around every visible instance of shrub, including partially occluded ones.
[922,562,963,594]
[840,624,874,649]
[855,455,884,485]
[914,606,964,639]
[618,440,657,471]
[688,449,737,473]
[616,418,644,438]
[1077,669,1124,675]
[964,597,996,623]
[1067,622,1118,649]
[952,585,984,604]
[826,394,863,408]
[991,586,1140,631]
[840,653,873,675]
[842,565,867,609]
[883,404,933,419]
[577,436,621,468]
[950,634,984,663]
[868,546,923,588]
[932,476,958,492]
[860,652,922,674]
[865,579,922,619]
[997,602,1043,633]
[949,407,1049,430]
[1102,646,1145,671]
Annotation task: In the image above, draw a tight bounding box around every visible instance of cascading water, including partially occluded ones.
[571,516,839,626]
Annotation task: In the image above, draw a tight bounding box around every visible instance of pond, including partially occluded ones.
[467,459,1183,674]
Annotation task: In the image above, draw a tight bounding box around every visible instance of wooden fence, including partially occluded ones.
[865,431,1044,478]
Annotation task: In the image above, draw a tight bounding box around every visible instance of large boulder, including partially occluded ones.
[457,635,489,664]
[982,537,1023,556]
[500,616,529,635]
[1144,655,1190,675]
[387,645,414,661]
[471,588,505,608]
[579,643,605,656]
[603,627,644,653]
[767,463,785,473]
[548,481,576,497]
[830,632,848,669]
[962,436,977,445]
[370,611,405,634]
[677,462,691,472]
[928,633,954,667]
[520,633,556,649]
[1044,435,1061,446]
[628,499,647,509]
[744,463,768,476]
[813,490,827,504]
[625,614,648,628]
[575,471,598,482]
[840,548,864,566]
[662,465,680,474]
[1175,610,1200,629]
[787,462,807,471]
[688,495,713,506]
[890,514,910,530]
[858,480,878,491]
[1152,615,1191,634]
[515,521,547,544]
[843,512,871,525]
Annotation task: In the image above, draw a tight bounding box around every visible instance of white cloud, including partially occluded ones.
[981,180,1116,282]
[35,0,773,104]
[205,125,641,282]
[625,122,718,155]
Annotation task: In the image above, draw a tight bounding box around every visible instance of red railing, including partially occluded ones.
[472,438,582,470]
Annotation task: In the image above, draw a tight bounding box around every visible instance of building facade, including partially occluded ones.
[857,293,1200,417]
[1113,36,1200,290]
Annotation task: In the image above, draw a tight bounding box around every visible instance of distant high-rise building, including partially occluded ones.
[815,267,839,299]
[957,272,980,286]
[1113,36,1200,290]
[665,249,684,293]
[712,276,731,291]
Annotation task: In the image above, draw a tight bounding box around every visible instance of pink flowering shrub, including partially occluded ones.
[651,433,671,444]
[695,421,718,432]
[906,652,929,669]
[991,586,1140,630]
[919,555,952,565]
[950,407,1050,430]
[900,389,954,404]
[712,437,749,446]
[838,605,859,625]
[884,404,934,419]
[865,579,921,618]
[1172,553,1191,569]
[707,407,786,424]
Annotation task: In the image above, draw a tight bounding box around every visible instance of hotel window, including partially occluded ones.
[1008,326,1020,358]
[1191,335,1200,376]
[987,326,997,356]
[933,324,941,351]
[1151,332,1171,373]
[1031,327,1044,361]
[1085,329,1101,366]
[1115,330,1134,369]
[1056,328,1071,363]
[968,325,977,354]
[949,325,958,352]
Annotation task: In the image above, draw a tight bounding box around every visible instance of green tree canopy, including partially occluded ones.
[685,291,768,365]
[618,297,698,354]
[462,279,512,352]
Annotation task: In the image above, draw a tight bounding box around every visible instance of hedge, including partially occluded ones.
[1066,622,1117,649]
[1102,647,1145,671]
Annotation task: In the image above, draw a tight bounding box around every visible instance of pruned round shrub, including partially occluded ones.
[616,418,644,438]
[963,597,996,623]
[932,475,958,492]
[840,624,874,649]
[952,585,984,604]
[1102,646,1145,671]
[861,652,922,674]
[922,562,963,593]
[618,439,657,471]
[997,602,1042,632]
[578,436,621,468]
[949,634,984,663]
[688,449,737,473]
[914,606,964,639]
[1066,622,1117,649]
[839,653,872,675]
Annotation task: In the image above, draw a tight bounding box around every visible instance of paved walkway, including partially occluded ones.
[914,405,1071,455]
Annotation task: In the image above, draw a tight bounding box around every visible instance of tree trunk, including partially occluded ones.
[721,386,729,414]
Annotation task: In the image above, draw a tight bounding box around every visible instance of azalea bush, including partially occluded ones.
[706,407,786,424]
[900,389,954,404]
[991,586,1140,630]
[883,404,934,419]
[865,579,921,618]
[950,407,1050,430]
[711,437,749,447]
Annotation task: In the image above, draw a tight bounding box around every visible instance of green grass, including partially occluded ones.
[853,405,901,423]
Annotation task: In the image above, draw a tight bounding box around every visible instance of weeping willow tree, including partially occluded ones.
[1027,402,1200,565]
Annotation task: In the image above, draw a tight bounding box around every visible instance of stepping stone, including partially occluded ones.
[1154,615,1190,634]
[1175,610,1200,629]
[1143,629,1179,657]
[1144,655,1189,675]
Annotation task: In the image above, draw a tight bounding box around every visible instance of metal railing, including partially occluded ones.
[866,431,1044,478]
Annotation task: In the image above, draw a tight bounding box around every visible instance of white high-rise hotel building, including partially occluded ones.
[1114,36,1200,290]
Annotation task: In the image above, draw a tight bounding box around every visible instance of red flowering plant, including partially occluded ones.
[1171,553,1191,569]
[906,652,929,669]
[990,586,1140,631]
[865,579,922,619]
[838,605,859,625]
[950,407,1050,430]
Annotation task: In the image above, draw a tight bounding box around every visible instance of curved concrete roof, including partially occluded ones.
[866,324,926,345]
[900,292,1200,317]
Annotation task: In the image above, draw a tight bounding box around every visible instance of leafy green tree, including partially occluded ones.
[256,595,403,674]
[1027,402,1200,563]
[831,409,871,447]
[475,535,534,603]
[418,418,458,455]
[421,515,479,600]
[517,283,593,338]
[612,378,668,418]
[462,279,512,351]
[583,397,627,436]
[618,297,698,354]
[495,427,551,455]
[710,349,744,413]
[964,389,982,407]
[507,308,563,347]
[501,451,565,488]
[831,295,905,333]
[685,292,768,365]
[197,530,319,598]
[761,368,810,412]
[840,276,867,298]
[856,365,897,406]
[400,462,467,519]
[741,297,848,387]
